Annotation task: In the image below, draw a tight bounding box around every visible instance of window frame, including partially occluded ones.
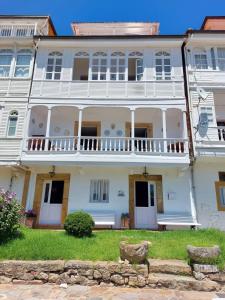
[90,52,107,81]
[89,179,110,203]
[13,49,32,78]
[199,106,214,126]
[194,49,208,70]
[155,51,172,80]
[45,51,63,81]
[7,110,18,137]
[0,49,13,78]
[110,52,126,81]
[215,181,225,211]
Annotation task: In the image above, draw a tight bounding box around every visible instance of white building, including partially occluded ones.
[0,16,56,205]
[15,20,199,229]
[185,16,225,230]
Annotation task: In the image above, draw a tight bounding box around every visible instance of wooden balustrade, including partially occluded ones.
[26,136,188,155]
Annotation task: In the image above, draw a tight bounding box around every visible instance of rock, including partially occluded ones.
[110,274,124,285]
[34,272,49,281]
[17,272,34,281]
[187,245,221,264]
[193,271,205,281]
[60,283,68,289]
[148,273,220,292]
[208,272,225,282]
[129,275,146,287]
[12,279,43,285]
[119,241,150,264]
[0,276,12,284]
[65,260,94,270]
[148,259,192,275]
[0,260,64,275]
[70,275,87,285]
[93,270,102,279]
[48,273,60,283]
[193,264,219,274]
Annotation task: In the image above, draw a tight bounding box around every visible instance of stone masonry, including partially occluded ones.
[0,259,224,292]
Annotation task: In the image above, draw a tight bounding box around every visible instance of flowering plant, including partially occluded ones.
[0,188,23,240]
[24,209,36,218]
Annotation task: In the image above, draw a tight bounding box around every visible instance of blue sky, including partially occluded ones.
[1,0,225,35]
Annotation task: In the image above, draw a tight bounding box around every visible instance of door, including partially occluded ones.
[39,180,64,225]
[135,181,157,229]
[81,126,98,150]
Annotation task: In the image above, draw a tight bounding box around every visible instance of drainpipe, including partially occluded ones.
[181,36,198,223]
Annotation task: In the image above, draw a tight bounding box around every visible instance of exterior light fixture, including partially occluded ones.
[142,166,149,177]
[49,165,56,178]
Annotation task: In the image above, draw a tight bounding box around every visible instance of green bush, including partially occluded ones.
[0,189,23,241]
[64,211,94,237]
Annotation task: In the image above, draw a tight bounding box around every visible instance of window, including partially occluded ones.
[73,52,89,81]
[110,52,125,81]
[128,52,143,81]
[91,52,107,80]
[217,48,225,71]
[7,110,18,137]
[0,49,13,77]
[90,179,109,203]
[155,51,171,80]
[46,51,63,80]
[199,107,214,125]
[219,172,225,181]
[210,48,217,70]
[14,49,32,78]
[215,181,225,211]
[194,49,208,70]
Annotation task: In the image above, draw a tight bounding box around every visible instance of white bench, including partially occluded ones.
[157,213,201,230]
[84,211,116,228]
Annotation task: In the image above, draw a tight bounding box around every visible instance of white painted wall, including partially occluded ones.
[194,160,225,230]
[25,165,193,228]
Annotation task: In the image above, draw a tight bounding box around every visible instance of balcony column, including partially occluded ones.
[77,108,83,152]
[162,109,167,152]
[182,110,188,152]
[45,107,52,151]
[23,107,31,150]
[130,108,135,152]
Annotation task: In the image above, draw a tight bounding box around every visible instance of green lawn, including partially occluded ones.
[0,228,225,267]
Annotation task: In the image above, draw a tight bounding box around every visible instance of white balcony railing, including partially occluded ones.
[190,70,225,84]
[0,24,36,38]
[0,79,31,96]
[31,80,185,99]
[25,136,188,155]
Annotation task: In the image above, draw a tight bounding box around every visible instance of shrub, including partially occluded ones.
[0,189,23,241]
[64,211,94,237]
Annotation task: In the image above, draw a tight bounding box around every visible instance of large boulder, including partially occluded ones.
[187,245,221,264]
[119,241,150,264]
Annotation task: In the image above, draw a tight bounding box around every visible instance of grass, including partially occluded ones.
[0,227,225,267]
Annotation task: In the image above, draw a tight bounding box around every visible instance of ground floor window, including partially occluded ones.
[215,181,225,211]
[89,179,109,203]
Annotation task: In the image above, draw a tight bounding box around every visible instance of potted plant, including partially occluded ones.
[24,210,36,228]
[121,213,130,229]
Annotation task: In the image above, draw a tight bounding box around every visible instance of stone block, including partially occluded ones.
[187,245,221,264]
[193,264,219,274]
[148,259,192,275]
[120,241,150,264]
[110,274,124,285]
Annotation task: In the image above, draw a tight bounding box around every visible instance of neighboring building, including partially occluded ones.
[19,21,198,229]
[185,16,225,229]
[0,16,56,204]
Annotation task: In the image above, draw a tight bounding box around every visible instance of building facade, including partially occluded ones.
[0,15,224,230]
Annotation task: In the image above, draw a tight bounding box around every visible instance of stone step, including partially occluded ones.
[148,273,220,292]
[148,259,192,276]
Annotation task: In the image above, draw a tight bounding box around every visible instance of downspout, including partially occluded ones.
[181,36,198,222]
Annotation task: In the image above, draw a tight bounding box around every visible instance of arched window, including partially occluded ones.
[7,110,18,137]
[46,51,63,80]
[14,49,32,78]
[91,52,107,80]
[110,52,125,81]
[194,48,208,70]
[75,51,89,57]
[155,51,171,80]
[0,49,13,78]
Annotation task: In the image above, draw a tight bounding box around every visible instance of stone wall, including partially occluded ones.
[0,259,225,291]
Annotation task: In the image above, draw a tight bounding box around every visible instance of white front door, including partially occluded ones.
[39,180,64,225]
[135,181,157,229]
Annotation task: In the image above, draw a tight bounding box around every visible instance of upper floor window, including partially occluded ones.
[46,51,62,80]
[217,48,225,71]
[73,52,89,81]
[7,110,18,137]
[110,52,125,81]
[155,51,171,80]
[194,49,208,70]
[199,106,214,125]
[91,52,107,80]
[0,49,13,78]
[14,49,32,78]
[128,51,143,81]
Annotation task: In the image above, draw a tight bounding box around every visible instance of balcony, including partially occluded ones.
[21,106,189,165]
[189,70,225,85]
[0,24,36,38]
[31,80,185,99]
[0,78,30,96]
